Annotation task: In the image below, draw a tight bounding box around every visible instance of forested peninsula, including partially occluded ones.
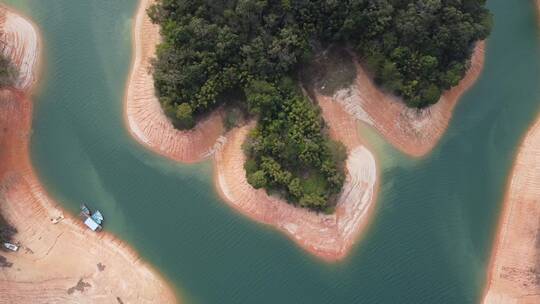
[148,0,491,211]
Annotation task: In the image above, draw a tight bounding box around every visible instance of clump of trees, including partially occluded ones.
[242,78,346,210]
[148,0,491,210]
[342,0,492,107]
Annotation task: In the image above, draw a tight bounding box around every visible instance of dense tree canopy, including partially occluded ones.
[149,0,491,211]
[242,78,346,210]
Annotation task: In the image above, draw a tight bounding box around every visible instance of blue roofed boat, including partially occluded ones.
[80,205,103,232]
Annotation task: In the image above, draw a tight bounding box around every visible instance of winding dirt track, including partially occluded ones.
[0,6,177,304]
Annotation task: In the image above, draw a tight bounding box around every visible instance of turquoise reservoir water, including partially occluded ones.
[6,0,540,303]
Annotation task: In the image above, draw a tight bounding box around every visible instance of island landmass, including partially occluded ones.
[0,5,177,303]
[126,0,487,260]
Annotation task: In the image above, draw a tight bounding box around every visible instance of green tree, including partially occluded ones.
[175,103,195,129]
[247,170,267,189]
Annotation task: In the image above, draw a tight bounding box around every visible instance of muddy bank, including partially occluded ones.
[0,6,177,303]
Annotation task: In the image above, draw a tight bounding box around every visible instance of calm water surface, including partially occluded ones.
[5,0,540,303]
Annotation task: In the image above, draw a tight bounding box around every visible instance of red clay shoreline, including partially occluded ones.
[125,0,486,262]
[0,5,177,303]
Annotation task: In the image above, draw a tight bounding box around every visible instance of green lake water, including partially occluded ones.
[5,0,540,303]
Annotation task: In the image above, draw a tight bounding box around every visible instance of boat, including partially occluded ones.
[80,205,104,232]
[80,204,90,216]
[91,210,104,224]
[3,242,19,252]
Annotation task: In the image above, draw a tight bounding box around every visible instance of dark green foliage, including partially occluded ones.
[0,55,17,88]
[0,213,16,244]
[342,0,492,107]
[241,79,345,210]
[150,0,491,110]
[175,102,195,129]
[149,0,491,210]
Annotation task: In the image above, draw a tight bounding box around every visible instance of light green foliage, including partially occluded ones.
[247,170,267,189]
[175,102,195,130]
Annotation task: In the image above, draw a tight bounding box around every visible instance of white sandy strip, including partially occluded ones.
[336,146,377,246]
[0,8,39,91]
[333,87,375,127]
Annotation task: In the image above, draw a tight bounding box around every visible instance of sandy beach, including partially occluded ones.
[481,116,540,304]
[325,42,485,157]
[0,6,177,304]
